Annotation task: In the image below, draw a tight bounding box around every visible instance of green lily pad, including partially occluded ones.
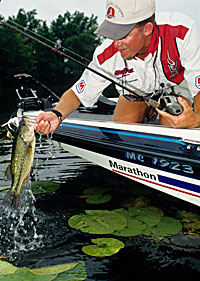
[113,216,147,237]
[148,206,164,216]
[82,238,124,257]
[137,210,161,227]
[153,216,182,237]
[86,193,112,204]
[83,187,108,195]
[113,208,161,237]
[54,261,87,281]
[0,261,87,281]
[30,262,78,275]
[31,181,60,194]
[128,206,149,216]
[0,260,18,275]
[68,210,127,234]
[0,267,56,281]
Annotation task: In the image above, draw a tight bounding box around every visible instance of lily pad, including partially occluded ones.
[83,187,108,195]
[128,206,149,216]
[153,216,182,237]
[113,216,147,237]
[113,208,161,237]
[54,261,87,281]
[30,262,78,275]
[137,210,161,227]
[0,260,18,275]
[0,261,87,281]
[82,238,124,257]
[31,181,60,194]
[68,210,127,234]
[0,267,56,281]
[86,193,112,204]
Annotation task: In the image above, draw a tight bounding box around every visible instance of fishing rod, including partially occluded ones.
[0,20,183,115]
[6,19,91,64]
[0,20,150,98]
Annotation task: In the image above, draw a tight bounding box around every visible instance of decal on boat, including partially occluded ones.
[109,160,157,181]
[125,151,194,175]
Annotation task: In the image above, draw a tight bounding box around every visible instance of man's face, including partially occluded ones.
[114,25,149,60]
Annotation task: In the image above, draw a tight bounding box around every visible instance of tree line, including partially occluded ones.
[0,8,102,95]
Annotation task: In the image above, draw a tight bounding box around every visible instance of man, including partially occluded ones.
[36,0,200,134]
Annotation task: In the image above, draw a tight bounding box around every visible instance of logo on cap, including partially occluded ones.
[107,7,115,19]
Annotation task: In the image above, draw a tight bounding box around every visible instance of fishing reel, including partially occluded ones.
[158,94,183,115]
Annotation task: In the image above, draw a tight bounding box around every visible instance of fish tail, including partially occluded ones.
[11,194,20,209]
[2,190,20,209]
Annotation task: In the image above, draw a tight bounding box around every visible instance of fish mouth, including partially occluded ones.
[23,116,37,129]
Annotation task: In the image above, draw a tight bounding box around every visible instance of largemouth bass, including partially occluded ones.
[3,116,36,208]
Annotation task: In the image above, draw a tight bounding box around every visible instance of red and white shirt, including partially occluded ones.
[71,11,200,107]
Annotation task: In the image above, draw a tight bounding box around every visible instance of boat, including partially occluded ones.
[4,74,200,207]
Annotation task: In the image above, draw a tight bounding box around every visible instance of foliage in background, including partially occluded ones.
[0,8,101,94]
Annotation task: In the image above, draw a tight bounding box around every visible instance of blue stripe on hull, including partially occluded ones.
[158,175,200,194]
[61,123,185,145]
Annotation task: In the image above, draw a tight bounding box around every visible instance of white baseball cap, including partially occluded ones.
[95,0,156,40]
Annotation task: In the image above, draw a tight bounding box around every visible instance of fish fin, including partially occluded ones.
[11,194,20,209]
[3,191,20,209]
[3,190,15,206]
[5,164,12,181]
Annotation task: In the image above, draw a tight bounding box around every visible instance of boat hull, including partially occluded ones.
[52,118,200,207]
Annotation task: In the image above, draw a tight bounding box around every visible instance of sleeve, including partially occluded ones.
[180,22,200,97]
[71,47,112,107]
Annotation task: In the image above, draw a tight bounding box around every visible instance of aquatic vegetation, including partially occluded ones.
[176,210,200,235]
[0,260,87,280]
[112,207,161,237]
[31,181,60,195]
[0,259,18,274]
[86,193,112,204]
[83,187,108,195]
[153,216,182,237]
[68,210,127,234]
[68,206,183,256]
[81,187,112,204]
[82,238,124,257]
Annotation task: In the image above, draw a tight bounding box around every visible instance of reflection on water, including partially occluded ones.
[0,128,200,280]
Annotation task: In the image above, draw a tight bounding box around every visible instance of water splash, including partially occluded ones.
[0,184,44,260]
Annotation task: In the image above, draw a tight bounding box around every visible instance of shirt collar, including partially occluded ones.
[144,25,159,59]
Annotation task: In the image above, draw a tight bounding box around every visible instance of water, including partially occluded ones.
[0,121,200,280]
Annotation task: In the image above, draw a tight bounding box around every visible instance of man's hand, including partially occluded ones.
[156,97,200,128]
[35,111,61,134]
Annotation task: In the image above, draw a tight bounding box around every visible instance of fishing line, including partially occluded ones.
[0,19,164,111]
[6,19,91,64]
[0,20,152,99]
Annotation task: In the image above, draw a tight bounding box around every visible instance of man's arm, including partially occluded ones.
[156,92,200,129]
[35,89,81,134]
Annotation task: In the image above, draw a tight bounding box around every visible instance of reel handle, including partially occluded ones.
[158,95,183,116]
